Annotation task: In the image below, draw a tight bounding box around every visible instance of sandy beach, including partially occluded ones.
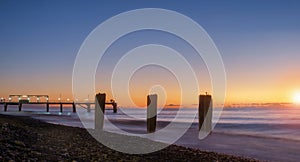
[0,114,259,161]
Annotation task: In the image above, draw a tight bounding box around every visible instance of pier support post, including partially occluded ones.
[72,103,76,113]
[46,103,49,112]
[4,103,7,112]
[60,103,63,113]
[87,103,91,112]
[147,94,157,133]
[95,93,106,130]
[199,94,212,133]
[113,102,117,113]
[18,103,22,111]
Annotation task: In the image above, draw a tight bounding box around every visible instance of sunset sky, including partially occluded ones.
[0,1,300,107]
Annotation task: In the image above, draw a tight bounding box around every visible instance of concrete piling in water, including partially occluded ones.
[95,93,106,130]
[87,103,91,112]
[72,103,76,113]
[147,94,157,133]
[4,103,7,112]
[60,103,63,112]
[18,103,22,111]
[113,102,117,113]
[46,103,49,112]
[198,94,212,133]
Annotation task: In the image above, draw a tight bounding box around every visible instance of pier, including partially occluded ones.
[0,101,77,113]
[0,94,118,113]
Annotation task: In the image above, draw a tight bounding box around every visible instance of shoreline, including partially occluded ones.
[1,109,300,161]
[0,114,258,161]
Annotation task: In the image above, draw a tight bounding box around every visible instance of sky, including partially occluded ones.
[0,0,300,107]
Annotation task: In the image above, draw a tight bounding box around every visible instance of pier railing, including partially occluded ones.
[0,99,117,113]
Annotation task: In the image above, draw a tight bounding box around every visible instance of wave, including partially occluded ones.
[213,130,300,142]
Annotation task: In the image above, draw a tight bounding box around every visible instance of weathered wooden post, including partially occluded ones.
[199,94,212,133]
[4,103,7,112]
[18,103,22,111]
[113,102,117,113]
[147,94,157,133]
[60,103,63,112]
[87,103,91,112]
[95,93,106,130]
[46,103,49,112]
[72,103,76,113]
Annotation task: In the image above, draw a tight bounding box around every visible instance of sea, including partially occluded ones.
[110,107,300,141]
[1,105,300,142]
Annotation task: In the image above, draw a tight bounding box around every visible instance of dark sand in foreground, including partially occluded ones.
[0,114,258,161]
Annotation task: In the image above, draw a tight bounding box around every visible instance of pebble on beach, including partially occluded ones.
[0,114,259,162]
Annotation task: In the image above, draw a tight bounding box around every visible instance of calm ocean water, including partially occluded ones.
[2,105,300,141]
[214,107,300,141]
[108,107,300,141]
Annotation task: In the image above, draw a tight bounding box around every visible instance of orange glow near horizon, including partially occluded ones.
[0,54,299,108]
[129,66,181,107]
[1,73,299,108]
[293,92,300,105]
[1,75,299,108]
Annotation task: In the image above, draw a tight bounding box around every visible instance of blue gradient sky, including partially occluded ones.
[0,0,300,105]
